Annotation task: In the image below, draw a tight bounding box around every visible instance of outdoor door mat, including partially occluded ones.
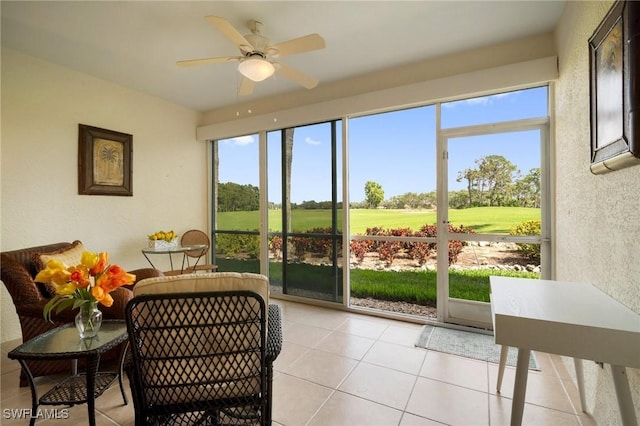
[415,325,539,370]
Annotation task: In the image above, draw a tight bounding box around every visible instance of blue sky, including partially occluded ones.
[218,86,548,203]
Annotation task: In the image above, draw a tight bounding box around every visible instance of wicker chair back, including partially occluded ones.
[126,273,277,425]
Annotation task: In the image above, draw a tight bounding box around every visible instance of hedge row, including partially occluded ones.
[350,224,474,266]
[216,220,538,265]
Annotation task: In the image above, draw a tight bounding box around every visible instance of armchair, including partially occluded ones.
[125,272,282,425]
[1,240,163,386]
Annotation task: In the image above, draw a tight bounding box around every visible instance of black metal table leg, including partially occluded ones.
[17,360,38,426]
[118,342,129,405]
[85,355,100,426]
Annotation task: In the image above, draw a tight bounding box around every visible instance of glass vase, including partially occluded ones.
[75,301,103,339]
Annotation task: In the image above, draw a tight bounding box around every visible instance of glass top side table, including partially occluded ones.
[141,243,208,274]
[8,320,129,426]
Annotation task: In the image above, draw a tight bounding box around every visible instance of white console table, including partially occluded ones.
[490,276,640,426]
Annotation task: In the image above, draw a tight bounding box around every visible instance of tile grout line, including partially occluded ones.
[486,359,494,426]
[400,344,429,424]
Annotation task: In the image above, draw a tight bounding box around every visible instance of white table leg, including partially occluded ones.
[510,348,530,426]
[497,345,508,392]
[573,358,587,412]
[611,365,638,426]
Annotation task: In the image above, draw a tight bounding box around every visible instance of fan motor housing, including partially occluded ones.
[244,33,270,53]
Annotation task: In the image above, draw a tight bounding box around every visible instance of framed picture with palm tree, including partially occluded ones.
[589,0,640,174]
[78,124,133,196]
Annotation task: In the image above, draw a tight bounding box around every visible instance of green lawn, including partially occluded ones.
[217,206,540,234]
[213,259,538,306]
[349,267,539,305]
[214,206,541,307]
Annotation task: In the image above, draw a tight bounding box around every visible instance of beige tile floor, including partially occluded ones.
[1,299,597,425]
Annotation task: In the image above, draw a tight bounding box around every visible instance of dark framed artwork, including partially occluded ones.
[78,124,133,196]
[589,0,639,174]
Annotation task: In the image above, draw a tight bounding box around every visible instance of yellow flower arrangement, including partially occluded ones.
[36,251,136,322]
[148,230,178,242]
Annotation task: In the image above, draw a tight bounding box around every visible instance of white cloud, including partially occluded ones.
[224,135,255,146]
[443,91,521,108]
[305,137,321,145]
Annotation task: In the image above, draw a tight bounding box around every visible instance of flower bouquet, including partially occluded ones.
[35,251,136,338]
[148,230,178,249]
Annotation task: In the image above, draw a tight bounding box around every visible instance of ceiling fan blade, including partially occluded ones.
[268,34,325,58]
[176,56,239,67]
[238,78,255,96]
[275,62,319,89]
[205,16,253,53]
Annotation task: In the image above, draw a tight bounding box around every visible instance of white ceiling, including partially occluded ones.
[1,1,565,113]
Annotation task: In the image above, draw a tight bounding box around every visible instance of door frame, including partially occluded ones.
[436,116,551,328]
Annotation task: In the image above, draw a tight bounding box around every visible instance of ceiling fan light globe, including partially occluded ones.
[238,58,275,82]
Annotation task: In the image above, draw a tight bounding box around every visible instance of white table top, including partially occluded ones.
[490,276,640,368]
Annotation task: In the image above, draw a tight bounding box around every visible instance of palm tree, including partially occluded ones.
[285,128,294,233]
[97,142,122,183]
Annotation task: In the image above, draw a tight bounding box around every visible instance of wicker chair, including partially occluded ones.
[179,229,217,273]
[125,273,282,426]
[1,241,163,387]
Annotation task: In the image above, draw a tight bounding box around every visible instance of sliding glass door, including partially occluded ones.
[212,134,261,274]
[210,86,550,328]
[267,121,343,303]
[348,106,438,318]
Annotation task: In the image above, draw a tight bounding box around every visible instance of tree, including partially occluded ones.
[213,141,219,224]
[364,181,384,208]
[217,182,259,211]
[448,190,470,209]
[382,191,436,209]
[477,155,517,206]
[285,128,294,232]
[457,155,518,207]
[515,168,541,208]
[457,168,480,207]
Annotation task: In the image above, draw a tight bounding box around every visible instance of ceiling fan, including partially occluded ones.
[177,16,325,96]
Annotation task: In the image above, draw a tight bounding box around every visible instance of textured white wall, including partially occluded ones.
[1,48,206,342]
[554,1,640,423]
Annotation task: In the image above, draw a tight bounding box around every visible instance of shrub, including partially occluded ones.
[378,240,402,266]
[419,224,438,238]
[306,227,335,257]
[215,233,260,258]
[364,226,386,251]
[290,234,312,259]
[350,239,372,263]
[388,227,413,250]
[290,227,341,259]
[269,235,282,259]
[510,220,541,262]
[409,229,431,266]
[447,224,475,265]
[447,239,464,264]
[354,223,477,266]
[377,227,412,266]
